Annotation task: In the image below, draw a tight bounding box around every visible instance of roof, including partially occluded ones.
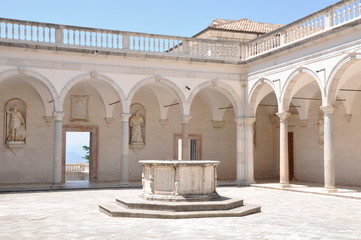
[209,18,284,34]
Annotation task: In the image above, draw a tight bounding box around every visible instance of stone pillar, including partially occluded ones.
[235,117,256,185]
[321,106,337,192]
[52,111,63,185]
[276,112,291,187]
[245,117,256,185]
[120,113,131,186]
[234,118,245,185]
[181,115,191,160]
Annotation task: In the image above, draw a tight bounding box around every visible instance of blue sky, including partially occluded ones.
[1,0,340,37]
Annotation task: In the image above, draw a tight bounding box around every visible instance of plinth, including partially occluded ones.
[139,160,220,201]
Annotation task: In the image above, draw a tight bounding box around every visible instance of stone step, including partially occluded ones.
[116,196,244,212]
[99,203,261,219]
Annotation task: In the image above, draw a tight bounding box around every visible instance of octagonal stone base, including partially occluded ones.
[99,190,261,219]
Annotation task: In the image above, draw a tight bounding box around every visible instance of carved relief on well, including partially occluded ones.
[4,99,27,144]
[70,95,89,122]
[129,103,145,146]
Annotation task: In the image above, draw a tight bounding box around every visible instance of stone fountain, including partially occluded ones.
[99,160,260,219]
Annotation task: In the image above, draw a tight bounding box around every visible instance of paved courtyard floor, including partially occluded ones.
[1,186,360,240]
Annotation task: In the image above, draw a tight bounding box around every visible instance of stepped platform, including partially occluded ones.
[99,190,261,219]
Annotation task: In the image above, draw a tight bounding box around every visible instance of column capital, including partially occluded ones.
[234,117,256,125]
[320,105,336,115]
[121,113,131,122]
[276,112,291,121]
[53,111,64,121]
[240,81,248,87]
[182,115,192,124]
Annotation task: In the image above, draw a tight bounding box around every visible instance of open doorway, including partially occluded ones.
[62,125,98,182]
[174,134,202,160]
[65,131,90,182]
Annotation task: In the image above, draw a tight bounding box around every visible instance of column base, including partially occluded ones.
[119,181,130,188]
[325,186,338,193]
[51,183,64,189]
[280,182,291,188]
[235,180,247,186]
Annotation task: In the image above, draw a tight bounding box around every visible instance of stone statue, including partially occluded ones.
[314,113,324,145]
[129,110,144,144]
[6,105,26,142]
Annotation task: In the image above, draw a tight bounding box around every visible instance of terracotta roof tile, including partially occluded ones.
[210,18,283,34]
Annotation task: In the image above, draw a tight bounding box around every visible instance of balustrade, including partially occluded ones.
[247,0,361,59]
[0,0,360,62]
[66,163,88,172]
[0,18,241,61]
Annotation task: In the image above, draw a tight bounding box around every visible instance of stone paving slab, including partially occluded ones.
[1,187,361,239]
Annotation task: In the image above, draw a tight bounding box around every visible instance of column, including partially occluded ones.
[276,112,291,187]
[181,115,191,160]
[245,117,256,185]
[120,113,131,186]
[321,106,337,192]
[234,118,245,185]
[52,111,63,185]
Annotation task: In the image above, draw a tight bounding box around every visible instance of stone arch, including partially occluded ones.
[0,68,58,116]
[127,76,186,115]
[281,67,323,114]
[249,78,279,117]
[187,80,241,117]
[326,52,361,106]
[59,72,126,115]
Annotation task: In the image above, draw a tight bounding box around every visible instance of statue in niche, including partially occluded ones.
[314,113,324,145]
[5,101,26,143]
[129,104,145,145]
[130,110,144,144]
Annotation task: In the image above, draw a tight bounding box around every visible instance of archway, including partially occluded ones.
[281,69,323,183]
[60,76,122,183]
[249,80,280,181]
[0,72,56,184]
[326,58,361,186]
[188,82,240,182]
[127,77,185,181]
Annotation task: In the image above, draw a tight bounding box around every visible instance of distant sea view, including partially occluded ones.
[66,132,89,164]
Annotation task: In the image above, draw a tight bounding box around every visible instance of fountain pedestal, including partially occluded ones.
[140,160,219,201]
[99,160,261,219]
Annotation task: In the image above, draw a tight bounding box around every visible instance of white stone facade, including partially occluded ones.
[1,1,361,190]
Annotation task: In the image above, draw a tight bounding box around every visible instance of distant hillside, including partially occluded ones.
[66,144,87,163]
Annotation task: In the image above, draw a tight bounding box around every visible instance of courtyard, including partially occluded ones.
[1,186,360,240]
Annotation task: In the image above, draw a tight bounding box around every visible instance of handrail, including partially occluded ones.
[0,0,361,62]
[0,17,242,61]
[246,0,361,59]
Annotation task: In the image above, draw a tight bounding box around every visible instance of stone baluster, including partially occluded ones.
[120,113,131,186]
[181,115,191,160]
[52,111,64,185]
[321,106,337,192]
[277,112,291,187]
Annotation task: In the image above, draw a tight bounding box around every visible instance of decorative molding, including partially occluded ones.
[320,105,336,115]
[43,116,53,126]
[182,115,192,124]
[276,112,291,122]
[70,95,89,122]
[53,111,64,121]
[104,117,113,127]
[212,120,224,128]
[159,119,167,128]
